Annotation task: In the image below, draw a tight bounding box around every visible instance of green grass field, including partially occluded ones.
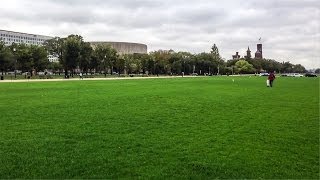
[0,76,319,178]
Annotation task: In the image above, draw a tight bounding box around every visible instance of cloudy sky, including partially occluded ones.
[1,0,319,68]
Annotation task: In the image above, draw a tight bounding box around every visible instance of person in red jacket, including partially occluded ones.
[268,72,276,87]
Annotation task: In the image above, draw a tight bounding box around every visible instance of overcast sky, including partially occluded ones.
[1,0,319,69]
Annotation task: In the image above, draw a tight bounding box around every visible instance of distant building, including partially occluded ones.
[244,46,251,59]
[232,52,240,60]
[0,29,59,62]
[0,29,53,46]
[232,43,263,60]
[89,41,147,55]
[255,44,262,59]
[0,29,150,63]
[48,54,59,63]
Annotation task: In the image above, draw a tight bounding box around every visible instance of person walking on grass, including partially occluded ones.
[79,72,83,80]
[268,71,276,87]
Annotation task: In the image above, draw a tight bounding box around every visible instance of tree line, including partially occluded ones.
[0,34,313,77]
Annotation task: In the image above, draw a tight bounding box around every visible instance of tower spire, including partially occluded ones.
[246,46,251,59]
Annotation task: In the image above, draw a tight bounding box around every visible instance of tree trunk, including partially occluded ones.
[64,69,68,78]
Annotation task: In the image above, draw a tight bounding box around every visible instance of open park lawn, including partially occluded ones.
[0,76,318,178]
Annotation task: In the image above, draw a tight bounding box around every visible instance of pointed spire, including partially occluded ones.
[247,46,251,51]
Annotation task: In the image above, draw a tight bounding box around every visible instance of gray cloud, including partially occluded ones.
[0,0,319,68]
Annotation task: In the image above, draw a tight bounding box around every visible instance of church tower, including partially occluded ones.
[255,44,263,59]
[246,46,251,59]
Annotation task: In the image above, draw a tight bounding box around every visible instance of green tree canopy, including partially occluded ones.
[30,45,48,72]
[79,42,93,73]
[210,44,220,61]
[0,41,14,75]
[94,44,118,74]
[235,59,255,74]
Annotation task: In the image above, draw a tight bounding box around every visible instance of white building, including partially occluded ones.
[0,29,59,62]
[48,54,59,62]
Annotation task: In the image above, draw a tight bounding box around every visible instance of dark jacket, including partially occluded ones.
[268,73,275,80]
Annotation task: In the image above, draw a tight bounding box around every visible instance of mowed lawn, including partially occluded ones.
[0,76,318,178]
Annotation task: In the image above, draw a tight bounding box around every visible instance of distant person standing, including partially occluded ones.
[268,72,276,87]
[79,72,83,80]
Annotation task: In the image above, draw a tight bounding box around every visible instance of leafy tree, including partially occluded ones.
[194,51,225,75]
[89,54,100,74]
[48,62,63,75]
[210,44,225,74]
[165,51,194,75]
[247,58,262,72]
[13,44,33,74]
[123,54,138,74]
[210,44,220,61]
[63,35,83,77]
[292,64,306,73]
[44,37,64,63]
[147,56,155,75]
[139,54,151,74]
[169,53,183,74]
[123,54,133,74]
[259,59,282,73]
[94,44,118,75]
[30,45,48,72]
[132,53,144,74]
[149,50,172,75]
[281,61,294,73]
[94,45,107,73]
[226,59,238,67]
[195,52,212,75]
[315,68,320,73]
[79,42,93,73]
[235,59,255,74]
[7,44,48,75]
[0,41,14,75]
[171,60,182,74]
[46,35,85,77]
[115,56,125,75]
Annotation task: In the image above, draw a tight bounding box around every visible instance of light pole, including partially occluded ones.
[182,55,186,77]
[104,55,106,77]
[13,48,16,79]
[183,60,185,77]
[154,60,156,76]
